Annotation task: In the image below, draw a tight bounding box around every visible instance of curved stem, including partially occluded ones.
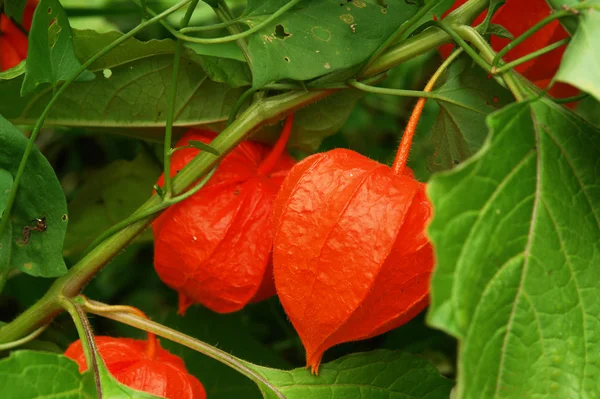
[552,92,589,104]
[492,9,574,67]
[433,21,491,72]
[257,114,294,175]
[163,0,200,197]
[393,49,464,175]
[0,324,47,351]
[59,297,103,398]
[492,38,570,75]
[359,0,443,76]
[78,297,157,359]
[83,299,285,399]
[177,0,301,44]
[180,18,243,33]
[0,0,192,238]
[227,86,257,126]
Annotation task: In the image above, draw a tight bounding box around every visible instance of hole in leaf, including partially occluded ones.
[274,24,291,40]
[284,56,290,62]
[47,7,52,14]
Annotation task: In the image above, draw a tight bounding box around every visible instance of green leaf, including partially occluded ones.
[428,54,513,172]
[0,116,68,277]
[544,0,582,33]
[63,152,161,258]
[427,99,600,397]
[0,29,247,136]
[96,357,162,399]
[244,0,418,87]
[0,350,95,398]
[4,0,29,23]
[0,170,13,283]
[246,350,453,399]
[187,140,221,155]
[21,0,95,95]
[555,3,600,102]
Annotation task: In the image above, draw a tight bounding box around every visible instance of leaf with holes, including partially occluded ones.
[555,2,600,102]
[427,99,600,397]
[428,53,513,172]
[246,350,453,399]
[0,115,68,277]
[244,0,418,87]
[21,0,95,95]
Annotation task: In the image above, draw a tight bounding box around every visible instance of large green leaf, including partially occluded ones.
[427,99,600,397]
[0,116,68,277]
[428,54,513,172]
[244,0,418,87]
[247,350,453,399]
[0,350,94,399]
[0,30,247,134]
[21,0,95,95]
[63,152,160,258]
[555,1,600,101]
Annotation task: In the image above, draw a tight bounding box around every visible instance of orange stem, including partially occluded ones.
[257,114,294,176]
[392,49,464,175]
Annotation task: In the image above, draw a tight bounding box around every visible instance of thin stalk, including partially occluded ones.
[552,92,588,104]
[257,114,294,175]
[393,49,464,175]
[492,38,570,75]
[163,0,200,197]
[78,297,157,358]
[180,19,243,33]
[359,0,443,75]
[176,0,301,44]
[59,297,103,398]
[0,324,47,351]
[227,86,258,126]
[432,21,491,73]
[492,9,574,67]
[83,299,285,399]
[214,1,252,68]
[455,25,525,101]
[348,80,439,99]
[0,0,192,238]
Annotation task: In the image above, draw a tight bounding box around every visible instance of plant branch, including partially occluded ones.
[492,38,570,75]
[163,0,200,197]
[83,299,285,399]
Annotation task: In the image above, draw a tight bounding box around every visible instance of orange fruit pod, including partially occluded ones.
[272,149,433,373]
[152,116,296,314]
[65,336,206,399]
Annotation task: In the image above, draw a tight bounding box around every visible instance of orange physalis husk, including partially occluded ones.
[152,116,296,314]
[0,0,36,71]
[65,336,206,399]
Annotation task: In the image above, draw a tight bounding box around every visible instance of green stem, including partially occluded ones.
[455,25,525,101]
[180,19,243,33]
[227,86,257,126]
[0,0,192,239]
[364,0,490,77]
[0,324,47,352]
[83,299,285,399]
[552,92,589,104]
[492,38,570,75]
[214,1,252,68]
[359,0,443,76]
[176,0,301,44]
[433,21,491,73]
[163,0,200,197]
[492,9,574,67]
[59,297,102,398]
